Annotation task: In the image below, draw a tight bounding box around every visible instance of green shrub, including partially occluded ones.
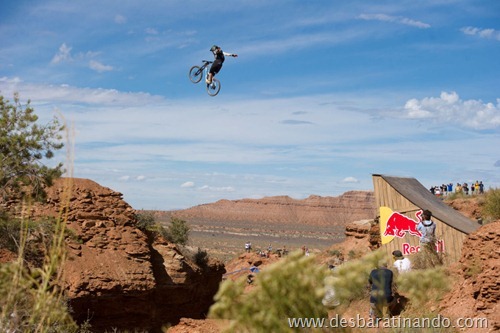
[164,217,190,246]
[136,212,190,247]
[444,191,467,201]
[194,248,209,268]
[410,245,443,270]
[326,250,387,304]
[0,213,57,267]
[328,249,342,257]
[209,250,329,332]
[0,200,77,332]
[0,262,77,332]
[395,267,450,308]
[135,210,157,231]
[482,188,500,220]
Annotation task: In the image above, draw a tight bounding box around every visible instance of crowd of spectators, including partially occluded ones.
[429,181,484,196]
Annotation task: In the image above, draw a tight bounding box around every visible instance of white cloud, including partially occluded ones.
[181,181,195,188]
[51,43,73,64]
[358,13,430,29]
[89,60,114,72]
[0,78,164,106]
[136,175,146,181]
[461,26,500,41]
[402,92,500,129]
[119,175,130,181]
[50,44,113,72]
[342,177,359,183]
[198,185,235,192]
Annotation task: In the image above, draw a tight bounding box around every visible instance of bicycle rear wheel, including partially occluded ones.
[188,65,203,83]
[206,78,221,96]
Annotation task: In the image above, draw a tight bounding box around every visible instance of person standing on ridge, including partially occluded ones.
[417,209,436,246]
[206,45,238,84]
[417,209,441,266]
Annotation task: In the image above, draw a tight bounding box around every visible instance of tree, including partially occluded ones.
[0,93,64,201]
[166,217,190,245]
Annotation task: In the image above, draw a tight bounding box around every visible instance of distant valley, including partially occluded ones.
[152,191,376,261]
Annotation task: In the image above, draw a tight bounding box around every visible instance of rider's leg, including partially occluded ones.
[207,61,222,84]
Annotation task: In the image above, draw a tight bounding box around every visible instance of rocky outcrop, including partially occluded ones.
[344,219,372,239]
[165,191,375,227]
[440,220,500,331]
[8,178,225,332]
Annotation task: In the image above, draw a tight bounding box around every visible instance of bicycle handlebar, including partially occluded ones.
[202,60,213,64]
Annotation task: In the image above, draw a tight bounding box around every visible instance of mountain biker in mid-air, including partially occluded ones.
[206,45,238,84]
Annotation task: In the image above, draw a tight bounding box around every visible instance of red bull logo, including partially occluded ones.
[379,206,445,253]
[383,211,422,238]
[379,206,423,245]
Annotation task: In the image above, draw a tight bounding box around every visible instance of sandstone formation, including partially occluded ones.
[440,220,500,331]
[2,178,225,332]
[164,191,375,227]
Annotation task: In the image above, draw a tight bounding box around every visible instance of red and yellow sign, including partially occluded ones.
[379,206,445,252]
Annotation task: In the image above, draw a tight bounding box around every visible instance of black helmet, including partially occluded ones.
[210,45,219,52]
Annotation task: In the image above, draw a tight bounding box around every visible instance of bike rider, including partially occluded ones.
[206,45,238,84]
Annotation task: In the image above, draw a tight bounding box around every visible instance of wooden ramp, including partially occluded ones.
[373,174,480,264]
[379,175,478,234]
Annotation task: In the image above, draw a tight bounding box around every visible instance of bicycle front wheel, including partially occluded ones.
[206,78,221,96]
[189,66,203,83]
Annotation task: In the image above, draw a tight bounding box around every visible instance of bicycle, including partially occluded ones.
[188,60,221,96]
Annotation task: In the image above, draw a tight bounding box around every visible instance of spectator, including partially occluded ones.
[392,250,411,273]
[417,209,442,266]
[463,183,469,195]
[417,209,436,246]
[447,183,453,195]
[369,262,394,321]
[249,265,259,273]
[435,186,441,196]
[245,241,252,253]
[441,184,447,196]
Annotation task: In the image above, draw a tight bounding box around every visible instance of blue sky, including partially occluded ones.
[1,0,499,210]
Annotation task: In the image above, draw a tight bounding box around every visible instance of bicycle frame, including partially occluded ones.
[202,61,211,81]
[188,60,221,97]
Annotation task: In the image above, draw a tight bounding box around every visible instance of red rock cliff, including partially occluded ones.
[12,178,225,332]
[166,191,375,227]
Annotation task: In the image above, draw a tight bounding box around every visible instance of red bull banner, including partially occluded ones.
[402,239,445,255]
[379,207,445,253]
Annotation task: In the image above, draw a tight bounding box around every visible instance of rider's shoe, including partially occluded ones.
[205,79,211,84]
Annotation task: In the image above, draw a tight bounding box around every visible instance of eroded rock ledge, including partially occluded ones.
[5,178,225,332]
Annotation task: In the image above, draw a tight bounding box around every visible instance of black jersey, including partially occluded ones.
[214,49,225,62]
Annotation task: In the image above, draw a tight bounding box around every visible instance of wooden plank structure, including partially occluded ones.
[372,174,480,265]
